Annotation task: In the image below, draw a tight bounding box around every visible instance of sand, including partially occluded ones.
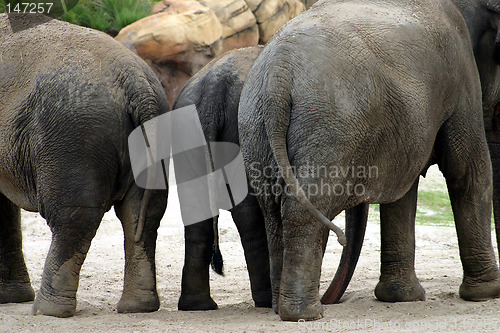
[0,165,499,332]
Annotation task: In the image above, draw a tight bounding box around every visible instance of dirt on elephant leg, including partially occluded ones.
[33,251,87,317]
[115,187,166,314]
[375,181,426,303]
[262,205,283,315]
[278,202,329,321]
[32,206,103,317]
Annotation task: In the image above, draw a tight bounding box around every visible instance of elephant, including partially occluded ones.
[172,46,273,310]
[0,14,168,317]
[173,45,368,310]
[238,0,500,321]
[452,0,500,261]
[321,0,500,305]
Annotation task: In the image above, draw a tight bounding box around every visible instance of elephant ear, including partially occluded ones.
[321,203,369,304]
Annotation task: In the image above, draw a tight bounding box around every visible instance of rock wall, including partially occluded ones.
[115,0,306,105]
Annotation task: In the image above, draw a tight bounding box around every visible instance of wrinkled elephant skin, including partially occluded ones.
[239,0,500,321]
[0,14,168,317]
[173,46,272,310]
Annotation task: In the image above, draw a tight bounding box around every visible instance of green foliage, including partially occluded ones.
[370,175,454,227]
[415,188,454,227]
[60,0,158,36]
[371,170,494,229]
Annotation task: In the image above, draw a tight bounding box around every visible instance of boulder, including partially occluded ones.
[197,0,259,53]
[245,0,305,43]
[116,0,223,75]
[115,0,304,103]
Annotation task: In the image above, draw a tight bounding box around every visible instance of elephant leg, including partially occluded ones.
[231,193,272,308]
[32,206,103,317]
[375,180,425,302]
[321,203,369,304]
[486,132,500,261]
[278,198,330,321]
[178,218,218,311]
[260,201,283,314]
[0,193,35,303]
[437,116,500,301]
[115,186,166,313]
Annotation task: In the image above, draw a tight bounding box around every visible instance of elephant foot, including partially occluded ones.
[178,293,218,311]
[252,289,272,308]
[278,297,323,321]
[375,278,426,302]
[117,291,160,313]
[459,275,500,301]
[0,281,35,303]
[32,292,76,317]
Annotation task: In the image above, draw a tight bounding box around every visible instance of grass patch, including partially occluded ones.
[61,0,159,36]
[370,177,456,227]
[415,188,454,227]
[370,190,454,227]
[371,169,494,229]
[0,0,159,35]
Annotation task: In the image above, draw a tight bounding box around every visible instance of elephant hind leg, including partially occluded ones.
[115,185,166,313]
[178,218,218,311]
[231,194,272,308]
[436,113,500,301]
[375,180,425,302]
[33,206,103,317]
[0,193,34,304]
[277,198,330,321]
[262,202,283,315]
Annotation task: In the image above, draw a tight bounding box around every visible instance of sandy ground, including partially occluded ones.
[0,165,499,332]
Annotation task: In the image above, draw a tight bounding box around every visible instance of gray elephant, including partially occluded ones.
[173,45,367,310]
[322,0,500,305]
[453,0,500,261]
[238,0,500,321]
[0,14,168,317]
[172,46,272,310]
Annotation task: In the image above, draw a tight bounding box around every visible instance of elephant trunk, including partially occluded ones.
[321,203,369,304]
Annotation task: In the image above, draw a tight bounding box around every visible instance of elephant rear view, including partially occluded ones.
[0,14,168,317]
[239,0,500,321]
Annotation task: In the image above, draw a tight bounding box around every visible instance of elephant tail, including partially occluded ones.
[135,188,152,242]
[127,65,170,243]
[260,65,347,246]
[321,203,369,303]
[210,216,224,276]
